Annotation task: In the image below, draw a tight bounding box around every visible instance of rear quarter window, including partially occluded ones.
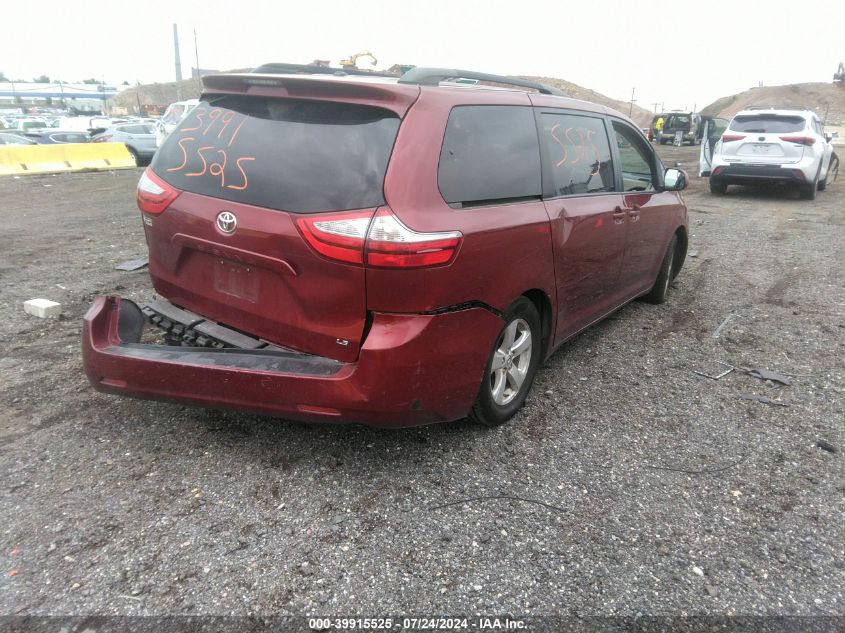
[438,105,541,207]
[729,115,806,133]
[151,96,400,214]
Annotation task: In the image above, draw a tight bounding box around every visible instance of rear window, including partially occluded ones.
[152,96,400,213]
[438,105,541,207]
[663,114,692,129]
[729,115,805,133]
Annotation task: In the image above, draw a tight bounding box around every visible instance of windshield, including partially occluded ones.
[151,96,401,214]
[729,115,805,134]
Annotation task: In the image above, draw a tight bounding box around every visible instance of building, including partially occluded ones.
[0,82,126,113]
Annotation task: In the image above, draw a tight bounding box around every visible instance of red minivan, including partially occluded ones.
[82,66,689,427]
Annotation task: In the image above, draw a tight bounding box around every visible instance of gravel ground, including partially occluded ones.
[0,144,843,618]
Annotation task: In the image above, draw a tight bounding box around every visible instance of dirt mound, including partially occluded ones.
[701,83,845,124]
[520,76,652,126]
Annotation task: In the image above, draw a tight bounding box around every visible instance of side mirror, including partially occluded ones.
[663,167,688,191]
[824,133,833,143]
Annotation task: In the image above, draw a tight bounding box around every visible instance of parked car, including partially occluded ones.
[0,132,37,145]
[13,118,49,134]
[82,66,689,427]
[90,123,156,165]
[154,99,199,147]
[656,112,701,145]
[24,130,91,144]
[704,107,837,199]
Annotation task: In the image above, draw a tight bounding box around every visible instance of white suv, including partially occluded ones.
[705,107,837,199]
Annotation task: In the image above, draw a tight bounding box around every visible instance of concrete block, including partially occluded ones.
[23,298,62,319]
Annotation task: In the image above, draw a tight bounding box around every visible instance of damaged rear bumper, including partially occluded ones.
[81,296,502,427]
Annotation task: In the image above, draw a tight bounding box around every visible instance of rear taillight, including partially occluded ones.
[779,136,816,146]
[296,208,463,268]
[365,209,461,268]
[92,135,112,142]
[720,134,746,142]
[137,168,180,215]
[296,210,375,265]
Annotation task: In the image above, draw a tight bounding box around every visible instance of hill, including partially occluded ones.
[520,76,653,126]
[113,70,653,126]
[701,83,845,124]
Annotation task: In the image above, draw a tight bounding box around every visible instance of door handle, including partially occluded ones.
[627,203,641,220]
[612,206,626,224]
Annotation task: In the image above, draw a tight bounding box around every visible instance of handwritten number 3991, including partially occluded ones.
[168,107,254,190]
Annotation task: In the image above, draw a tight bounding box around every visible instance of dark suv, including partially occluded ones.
[82,66,689,427]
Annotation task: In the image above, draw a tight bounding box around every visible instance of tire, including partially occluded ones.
[709,179,727,195]
[641,234,677,305]
[818,154,838,191]
[126,146,140,167]
[470,297,542,427]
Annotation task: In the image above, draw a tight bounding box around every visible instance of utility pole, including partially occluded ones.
[173,24,183,82]
[628,87,636,116]
[651,102,660,113]
[194,29,202,90]
[136,81,143,115]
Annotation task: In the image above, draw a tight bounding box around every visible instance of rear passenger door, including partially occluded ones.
[537,110,628,341]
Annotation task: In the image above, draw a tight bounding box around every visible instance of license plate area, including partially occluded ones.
[214,258,259,303]
[751,144,771,154]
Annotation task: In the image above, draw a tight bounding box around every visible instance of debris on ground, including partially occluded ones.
[693,363,734,380]
[746,368,791,386]
[816,439,837,454]
[741,394,789,407]
[712,314,738,338]
[115,257,149,271]
[23,298,61,319]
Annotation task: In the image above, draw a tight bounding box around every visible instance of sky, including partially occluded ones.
[2,0,842,112]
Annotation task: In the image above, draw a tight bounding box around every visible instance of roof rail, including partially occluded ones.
[745,104,812,111]
[252,62,400,79]
[398,67,565,96]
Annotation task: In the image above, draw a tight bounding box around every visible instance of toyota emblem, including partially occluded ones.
[216,211,237,234]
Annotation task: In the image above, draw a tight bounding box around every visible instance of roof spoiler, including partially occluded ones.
[251,62,400,79]
[398,68,565,96]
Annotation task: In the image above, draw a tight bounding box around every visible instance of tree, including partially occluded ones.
[81,78,100,84]
[33,74,50,83]
[122,80,130,85]
[0,71,7,82]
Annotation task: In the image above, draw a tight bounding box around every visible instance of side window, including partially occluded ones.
[612,122,655,192]
[438,105,541,207]
[541,113,614,196]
